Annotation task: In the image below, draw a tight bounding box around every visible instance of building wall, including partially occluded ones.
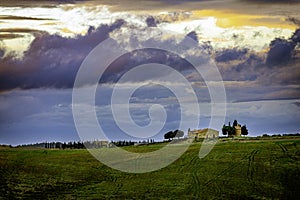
[188,128,219,139]
[234,125,242,136]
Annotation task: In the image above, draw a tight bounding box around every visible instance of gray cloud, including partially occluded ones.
[0,49,4,58]
[210,30,300,103]
[287,16,300,26]
[266,29,299,66]
[0,19,125,92]
[185,31,198,43]
[146,16,157,27]
[214,28,300,88]
[0,14,299,105]
[266,38,295,66]
[0,22,212,92]
[215,48,248,63]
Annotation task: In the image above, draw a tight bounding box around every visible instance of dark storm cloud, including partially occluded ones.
[1,24,212,92]
[291,29,300,43]
[217,51,300,88]
[215,48,248,63]
[99,47,196,84]
[266,29,300,66]
[1,24,299,96]
[185,31,198,43]
[0,19,125,92]
[266,38,294,66]
[213,37,300,101]
[0,49,4,59]
[216,52,263,82]
[146,16,157,27]
[1,11,299,103]
[214,28,300,89]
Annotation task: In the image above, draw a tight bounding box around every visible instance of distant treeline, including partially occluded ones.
[3,134,300,148]
[16,142,85,149]
[260,133,300,137]
[112,139,155,147]
[13,139,156,149]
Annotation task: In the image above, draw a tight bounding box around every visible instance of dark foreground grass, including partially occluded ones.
[1,138,300,199]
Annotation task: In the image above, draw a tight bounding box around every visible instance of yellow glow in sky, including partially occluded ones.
[192,10,297,30]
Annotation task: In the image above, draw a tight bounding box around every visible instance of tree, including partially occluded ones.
[241,125,248,136]
[231,126,236,136]
[222,124,227,135]
[174,129,184,138]
[170,131,176,140]
[164,132,169,140]
[222,122,236,136]
[223,120,249,137]
[164,131,173,141]
[233,120,238,127]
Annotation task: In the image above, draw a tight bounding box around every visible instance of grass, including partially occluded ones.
[0,138,300,199]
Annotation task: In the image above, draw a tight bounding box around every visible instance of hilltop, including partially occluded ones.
[0,136,299,199]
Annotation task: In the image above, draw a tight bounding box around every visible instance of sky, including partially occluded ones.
[0,0,299,145]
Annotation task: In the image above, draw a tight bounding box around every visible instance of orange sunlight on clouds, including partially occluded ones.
[192,10,297,30]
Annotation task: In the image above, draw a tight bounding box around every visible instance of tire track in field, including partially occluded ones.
[246,147,271,197]
[247,149,259,183]
[191,172,201,198]
[202,150,256,188]
[189,155,199,168]
[278,143,288,153]
[187,147,261,197]
[202,160,242,188]
[185,154,202,198]
[276,142,293,160]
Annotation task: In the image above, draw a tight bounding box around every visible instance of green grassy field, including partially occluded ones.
[1,138,300,199]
